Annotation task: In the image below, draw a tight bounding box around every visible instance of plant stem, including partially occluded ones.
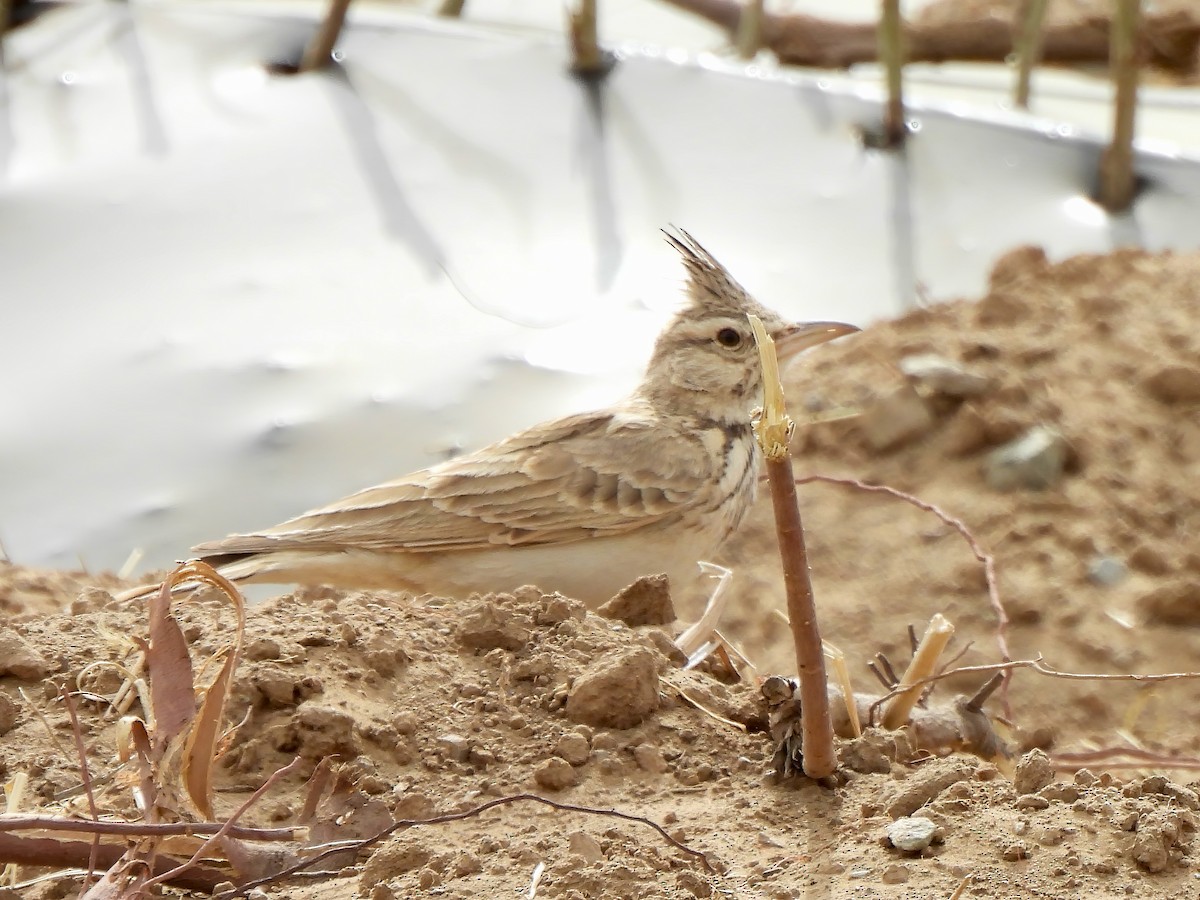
[568,0,604,76]
[734,0,765,60]
[748,316,835,779]
[878,0,905,146]
[1099,0,1140,212]
[299,0,353,73]
[764,455,836,777]
[1013,0,1050,109]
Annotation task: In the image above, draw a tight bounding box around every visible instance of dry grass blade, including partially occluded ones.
[823,642,861,738]
[116,716,157,820]
[178,565,247,820]
[299,758,337,825]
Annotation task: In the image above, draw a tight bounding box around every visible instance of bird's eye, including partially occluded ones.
[716,327,742,348]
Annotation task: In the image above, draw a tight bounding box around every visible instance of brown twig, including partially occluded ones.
[299,0,353,73]
[215,794,713,898]
[963,672,1005,712]
[866,655,1200,724]
[750,316,836,779]
[795,475,1013,712]
[875,652,900,686]
[0,835,227,892]
[1052,747,1200,770]
[878,0,906,147]
[59,687,100,897]
[139,757,304,891]
[1013,0,1051,108]
[657,0,1200,71]
[1099,0,1141,212]
[567,0,605,76]
[0,816,300,840]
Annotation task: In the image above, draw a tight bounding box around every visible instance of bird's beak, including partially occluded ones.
[773,321,860,360]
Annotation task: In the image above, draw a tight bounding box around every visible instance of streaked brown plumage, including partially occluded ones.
[122,229,857,607]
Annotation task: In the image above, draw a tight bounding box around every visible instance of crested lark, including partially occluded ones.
[124,230,856,606]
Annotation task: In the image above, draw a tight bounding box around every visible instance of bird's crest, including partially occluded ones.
[663,226,758,318]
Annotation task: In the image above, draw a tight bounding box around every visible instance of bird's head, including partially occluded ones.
[639,229,858,424]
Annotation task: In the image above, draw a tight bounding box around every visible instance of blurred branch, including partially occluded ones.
[657,0,1199,72]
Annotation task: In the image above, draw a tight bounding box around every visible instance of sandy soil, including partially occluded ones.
[4,245,1200,898]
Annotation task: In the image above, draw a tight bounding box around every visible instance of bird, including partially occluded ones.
[120,229,857,608]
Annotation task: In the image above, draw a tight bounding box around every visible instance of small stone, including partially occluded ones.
[1013,749,1055,795]
[457,602,530,652]
[596,574,676,626]
[535,593,585,626]
[988,245,1049,292]
[566,647,659,729]
[886,816,937,853]
[1142,776,1200,810]
[567,831,605,864]
[1002,842,1029,861]
[1040,784,1080,804]
[859,385,935,451]
[1132,820,1175,873]
[900,354,992,398]
[1129,543,1173,575]
[534,757,578,791]
[1137,581,1200,626]
[417,868,438,889]
[633,743,669,774]
[468,747,495,767]
[885,758,976,818]
[555,733,591,766]
[1015,795,1050,811]
[359,836,432,884]
[941,403,990,456]
[437,734,471,763]
[0,629,51,679]
[1143,364,1200,404]
[368,884,396,900]
[985,426,1068,491]
[880,863,910,884]
[244,637,283,661]
[1087,556,1128,586]
[393,711,419,735]
[453,851,483,876]
[0,692,18,736]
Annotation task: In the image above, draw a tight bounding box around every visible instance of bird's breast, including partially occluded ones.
[695,422,760,544]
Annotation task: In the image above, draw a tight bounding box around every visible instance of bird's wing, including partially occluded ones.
[192,408,716,557]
